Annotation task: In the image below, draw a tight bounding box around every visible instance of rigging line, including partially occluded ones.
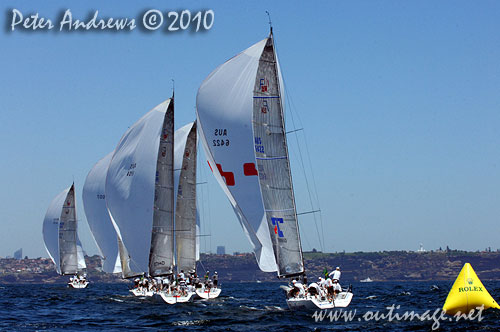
[198,259,207,274]
[285,88,326,253]
[289,100,325,252]
[273,38,325,253]
[286,128,304,135]
[265,11,272,32]
[297,209,321,216]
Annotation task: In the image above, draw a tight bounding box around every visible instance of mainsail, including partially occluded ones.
[149,100,175,276]
[252,35,304,276]
[106,99,174,277]
[59,184,78,275]
[196,32,304,277]
[196,38,278,272]
[42,184,87,275]
[82,152,122,273]
[175,122,198,273]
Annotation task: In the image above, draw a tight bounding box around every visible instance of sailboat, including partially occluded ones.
[105,97,176,297]
[82,152,122,274]
[105,97,214,303]
[172,121,221,301]
[42,183,89,288]
[158,121,204,304]
[196,28,353,309]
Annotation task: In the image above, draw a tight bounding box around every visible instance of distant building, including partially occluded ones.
[417,243,426,253]
[216,246,226,255]
[13,248,22,260]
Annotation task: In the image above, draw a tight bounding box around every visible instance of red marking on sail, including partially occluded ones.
[207,161,213,172]
[243,163,258,176]
[274,225,278,234]
[216,164,235,186]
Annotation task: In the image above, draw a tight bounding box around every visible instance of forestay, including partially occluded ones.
[82,152,122,273]
[196,38,278,272]
[106,99,174,276]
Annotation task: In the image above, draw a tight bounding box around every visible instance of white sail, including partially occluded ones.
[106,99,174,276]
[174,122,200,263]
[43,184,86,275]
[58,184,79,275]
[196,38,278,272]
[252,34,304,276]
[149,102,175,277]
[175,122,198,273]
[82,152,121,273]
[42,187,70,274]
[76,238,87,270]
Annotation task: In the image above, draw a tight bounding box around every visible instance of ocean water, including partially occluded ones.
[0,281,499,331]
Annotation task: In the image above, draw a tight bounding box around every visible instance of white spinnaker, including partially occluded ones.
[82,152,121,273]
[59,184,78,275]
[106,99,172,275]
[196,38,277,272]
[175,122,197,273]
[42,187,70,275]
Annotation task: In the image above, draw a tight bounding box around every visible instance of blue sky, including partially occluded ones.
[1,1,499,258]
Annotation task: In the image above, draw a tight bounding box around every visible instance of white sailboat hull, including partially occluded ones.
[158,290,195,304]
[195,286,221,299]
[286,291,353,310]
[130,288,155,297]
[68,281,89,289]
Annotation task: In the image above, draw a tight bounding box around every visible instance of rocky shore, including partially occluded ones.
[1,251,500,284]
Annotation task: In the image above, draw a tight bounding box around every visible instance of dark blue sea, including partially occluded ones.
[1,281,499,331]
